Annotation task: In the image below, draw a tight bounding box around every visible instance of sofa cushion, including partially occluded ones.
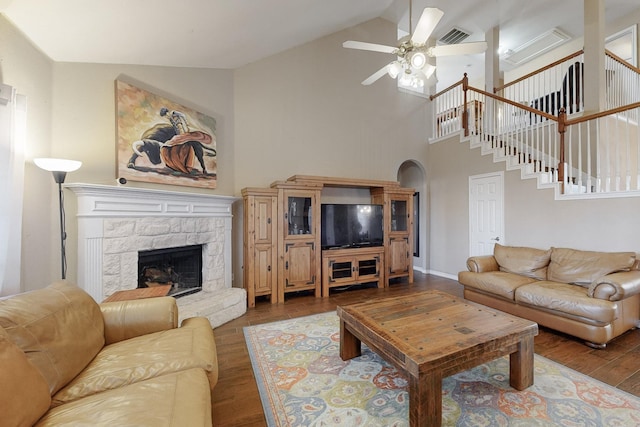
[36,369,212,427]
[0,281,105,395]
[515,281,616,325]
[459,271,537,301]
[0,327,52,427]
[51,316,216,407]
[548,248,636,287]
[494,244,551,280]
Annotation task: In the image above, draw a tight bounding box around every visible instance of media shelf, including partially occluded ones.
[321,246,385,297]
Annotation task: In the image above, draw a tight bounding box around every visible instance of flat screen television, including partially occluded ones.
[321,204,384,250]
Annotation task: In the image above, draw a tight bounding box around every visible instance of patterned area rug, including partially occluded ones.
[244,312,640,427]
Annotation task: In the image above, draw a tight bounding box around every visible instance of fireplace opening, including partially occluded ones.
[138,244,203,298]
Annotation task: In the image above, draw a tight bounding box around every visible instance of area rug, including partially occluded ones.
[244,312,640,426]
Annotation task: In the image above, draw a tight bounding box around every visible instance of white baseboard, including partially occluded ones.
[426,270,458,281]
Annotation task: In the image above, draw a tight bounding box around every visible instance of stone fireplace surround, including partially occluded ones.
[66,183,246,327]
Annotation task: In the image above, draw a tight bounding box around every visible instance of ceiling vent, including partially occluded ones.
[438,27,470,45]
[504,28,571,65]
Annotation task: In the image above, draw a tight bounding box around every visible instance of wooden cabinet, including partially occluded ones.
[242,176,414,307]
[371,187,414,284]
[274,184,322,301]
[242,188,278,307]
[322,247,384,296]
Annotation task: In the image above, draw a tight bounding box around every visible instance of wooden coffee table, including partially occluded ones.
[337,290,538,426]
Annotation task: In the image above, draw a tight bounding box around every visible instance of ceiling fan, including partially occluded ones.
[343,5,487,89]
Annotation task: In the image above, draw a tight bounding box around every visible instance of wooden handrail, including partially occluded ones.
[467,85,559,122]
[605,49,640,74]
[429,78,464,101]
[494,50,584,93]
[430,70,640,195]
[564,101,640,126]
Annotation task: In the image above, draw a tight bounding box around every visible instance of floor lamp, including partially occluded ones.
[34,158,82,280]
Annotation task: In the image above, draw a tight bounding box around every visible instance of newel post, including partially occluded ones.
[557,108,567,190]
[462,73,469,137]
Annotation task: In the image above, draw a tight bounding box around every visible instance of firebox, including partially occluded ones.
[138,244,203,298]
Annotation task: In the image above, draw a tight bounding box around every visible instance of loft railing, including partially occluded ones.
[495,50,585,117]
[494,49,640,113]
[430,73,640,197]
[605,50,640,110]
[562,102,640,194]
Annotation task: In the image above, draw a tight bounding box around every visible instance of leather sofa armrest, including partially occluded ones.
[100,296,179,345]
[466,255,499,273]
[588,270,640,301]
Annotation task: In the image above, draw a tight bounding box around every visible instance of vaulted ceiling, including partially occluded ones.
[1,0,637,85]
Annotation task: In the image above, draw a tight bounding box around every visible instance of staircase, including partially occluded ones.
[430,51,640,200]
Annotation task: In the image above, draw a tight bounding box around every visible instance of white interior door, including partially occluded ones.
[469,172,504,256]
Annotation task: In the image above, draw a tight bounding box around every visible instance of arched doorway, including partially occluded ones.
[397,160,427,273]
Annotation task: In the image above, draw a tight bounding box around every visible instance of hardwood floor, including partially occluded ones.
[211,272,640,426]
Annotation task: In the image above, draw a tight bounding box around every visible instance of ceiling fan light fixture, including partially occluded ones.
[409,51,427,69]
[399,70,413,86]
[387,61,403,78]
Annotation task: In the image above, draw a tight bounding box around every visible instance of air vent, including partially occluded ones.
[504,28,571,65]
[439,27,470,45]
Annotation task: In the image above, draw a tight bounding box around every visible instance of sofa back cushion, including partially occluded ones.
[548,247,636,286]
[0,281,105,395]
[0,327,51,426]
[494,244,551,280]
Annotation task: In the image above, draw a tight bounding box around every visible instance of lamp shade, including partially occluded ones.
[34,158,82,172]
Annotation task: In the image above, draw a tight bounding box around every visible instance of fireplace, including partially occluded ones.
[66,183,246,327]
[138,244,203,298]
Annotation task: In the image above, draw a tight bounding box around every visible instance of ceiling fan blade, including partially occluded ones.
[430,41,488,57]
[411,8,444,46]
[343,41,397,54]
[362,65,390,86]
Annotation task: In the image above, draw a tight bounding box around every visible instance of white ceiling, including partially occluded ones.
[1,0,638,78]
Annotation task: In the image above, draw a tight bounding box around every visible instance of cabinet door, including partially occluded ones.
[254,196,275,244]
[284,241,317,290]
[327,257,356,285]
[284,190,317,237]
[356,256,380,281]
[388,237,410,276]
[390,198,408,232]
[254,245,274,296]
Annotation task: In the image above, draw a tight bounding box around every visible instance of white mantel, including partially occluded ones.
[66,183,246,327]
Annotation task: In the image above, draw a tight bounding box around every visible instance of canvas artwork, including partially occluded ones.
[116,80,217,189]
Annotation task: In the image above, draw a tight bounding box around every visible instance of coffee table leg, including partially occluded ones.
[339,320,361,360]
[410,372,442,427]
[509,334,535,390]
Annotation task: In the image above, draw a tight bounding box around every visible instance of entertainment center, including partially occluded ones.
[242,175,414,307]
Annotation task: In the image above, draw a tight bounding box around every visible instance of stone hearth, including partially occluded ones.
[66,183,246,327]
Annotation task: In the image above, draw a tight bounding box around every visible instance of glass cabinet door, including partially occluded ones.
[390,199,407,232]
[287,195,313,236]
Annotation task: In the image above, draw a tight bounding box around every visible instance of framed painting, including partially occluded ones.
[116,80,217,189]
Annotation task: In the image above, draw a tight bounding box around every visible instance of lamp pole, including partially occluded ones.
[52,171,67,279]
[34,158,82,281]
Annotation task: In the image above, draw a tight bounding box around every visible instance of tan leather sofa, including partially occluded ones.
[0,281,217,426]
[459,244,640,348]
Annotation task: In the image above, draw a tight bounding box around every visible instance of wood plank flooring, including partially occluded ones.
[211,272,640,426]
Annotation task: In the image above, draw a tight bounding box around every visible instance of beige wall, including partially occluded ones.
[233,18,429,191]
[0,15,54,291]
[427,135,640,276]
